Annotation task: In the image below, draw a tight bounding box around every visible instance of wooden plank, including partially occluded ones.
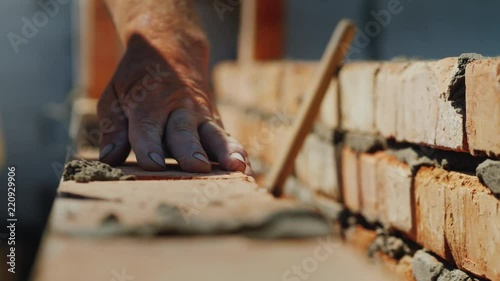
[266,20,355,197]
[82,0,122,99]
[238,0,284,62]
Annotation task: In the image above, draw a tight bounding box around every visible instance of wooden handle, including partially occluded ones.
[267,19,356,197]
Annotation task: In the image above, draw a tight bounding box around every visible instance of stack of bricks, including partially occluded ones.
[214,56,500,281]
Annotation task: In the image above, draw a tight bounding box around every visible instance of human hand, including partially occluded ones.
[97,35,252,175]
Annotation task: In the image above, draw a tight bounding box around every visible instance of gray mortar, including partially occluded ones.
[413,250,445,281]
[343,132,387,153]
[447,53,483,114]
[388,147,436,174]
[63,160,136,182]
[437,269,474,281]
[367,229,413,260]
[388,146,486,174]
[476,159,500,195]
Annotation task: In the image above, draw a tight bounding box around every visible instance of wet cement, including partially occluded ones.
[476,159,500,195]
[63,160,136,183]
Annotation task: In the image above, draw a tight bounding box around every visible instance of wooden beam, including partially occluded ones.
[80,0,122,99]
[238,0,285,62]
[266,20,355,197]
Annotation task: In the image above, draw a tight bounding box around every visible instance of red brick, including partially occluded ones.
[466,58,500,157]
[398,58,467,151]
[280,61,316,115]
[414,167,447,258]
[375,62,410,138]
[359,152,384,223]
[415,167,500,280]
[376,154,413,235]
[213,62,243,103]
[398,61,438,145]
[341,147,360,212]
[213,61,284,112]
[295,134,339,199]
[339,62,381,133]
[280,61,339,128]
[242,62,284,112]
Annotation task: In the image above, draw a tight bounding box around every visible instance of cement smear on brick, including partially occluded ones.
[447,53,483,114]
[72,202,333,239]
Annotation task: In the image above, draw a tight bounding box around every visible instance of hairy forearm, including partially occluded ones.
[103,0,209,79]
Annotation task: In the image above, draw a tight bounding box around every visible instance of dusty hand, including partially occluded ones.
[97,36,251,174]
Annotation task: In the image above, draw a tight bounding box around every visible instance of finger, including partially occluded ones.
[97,85,131,166]
[128,115,166,171]
[199,121,251,174]
[165,109,211,173]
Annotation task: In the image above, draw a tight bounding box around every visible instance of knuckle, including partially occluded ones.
[169,110,196,133]
[137,117,163,136]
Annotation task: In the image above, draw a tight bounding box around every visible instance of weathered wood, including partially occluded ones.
[238,0,285,62]
[267,20,355,197]
[81,0,122,99]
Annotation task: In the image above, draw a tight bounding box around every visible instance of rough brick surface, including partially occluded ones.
[399,61,438,145]
[280,61,316,114]
[398,58,467,151]
[375,62,410,138]
[359,152,384,223]
[242,62,284,112]
[377,154,413,235]
[466,58,500,157]
[432,58,467,150]
[341,147,360,212]
[215,61,339,129]
[213,62,243,103]
[218,103,293,169]
[217,103,248,142]
[339,62,381,133]
[213,61,284,112]
[295,134,339,199]
[415,167,500,280]
[415,167,447,258]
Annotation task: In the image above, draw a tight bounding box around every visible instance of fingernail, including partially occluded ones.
[193,152,210,165]
[148,152,166,168]
[230,152,246,165]
[99,144,115,160]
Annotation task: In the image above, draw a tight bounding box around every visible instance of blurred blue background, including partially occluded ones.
[0,0,499,279]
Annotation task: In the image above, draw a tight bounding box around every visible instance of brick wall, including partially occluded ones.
[214,57,500,280]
